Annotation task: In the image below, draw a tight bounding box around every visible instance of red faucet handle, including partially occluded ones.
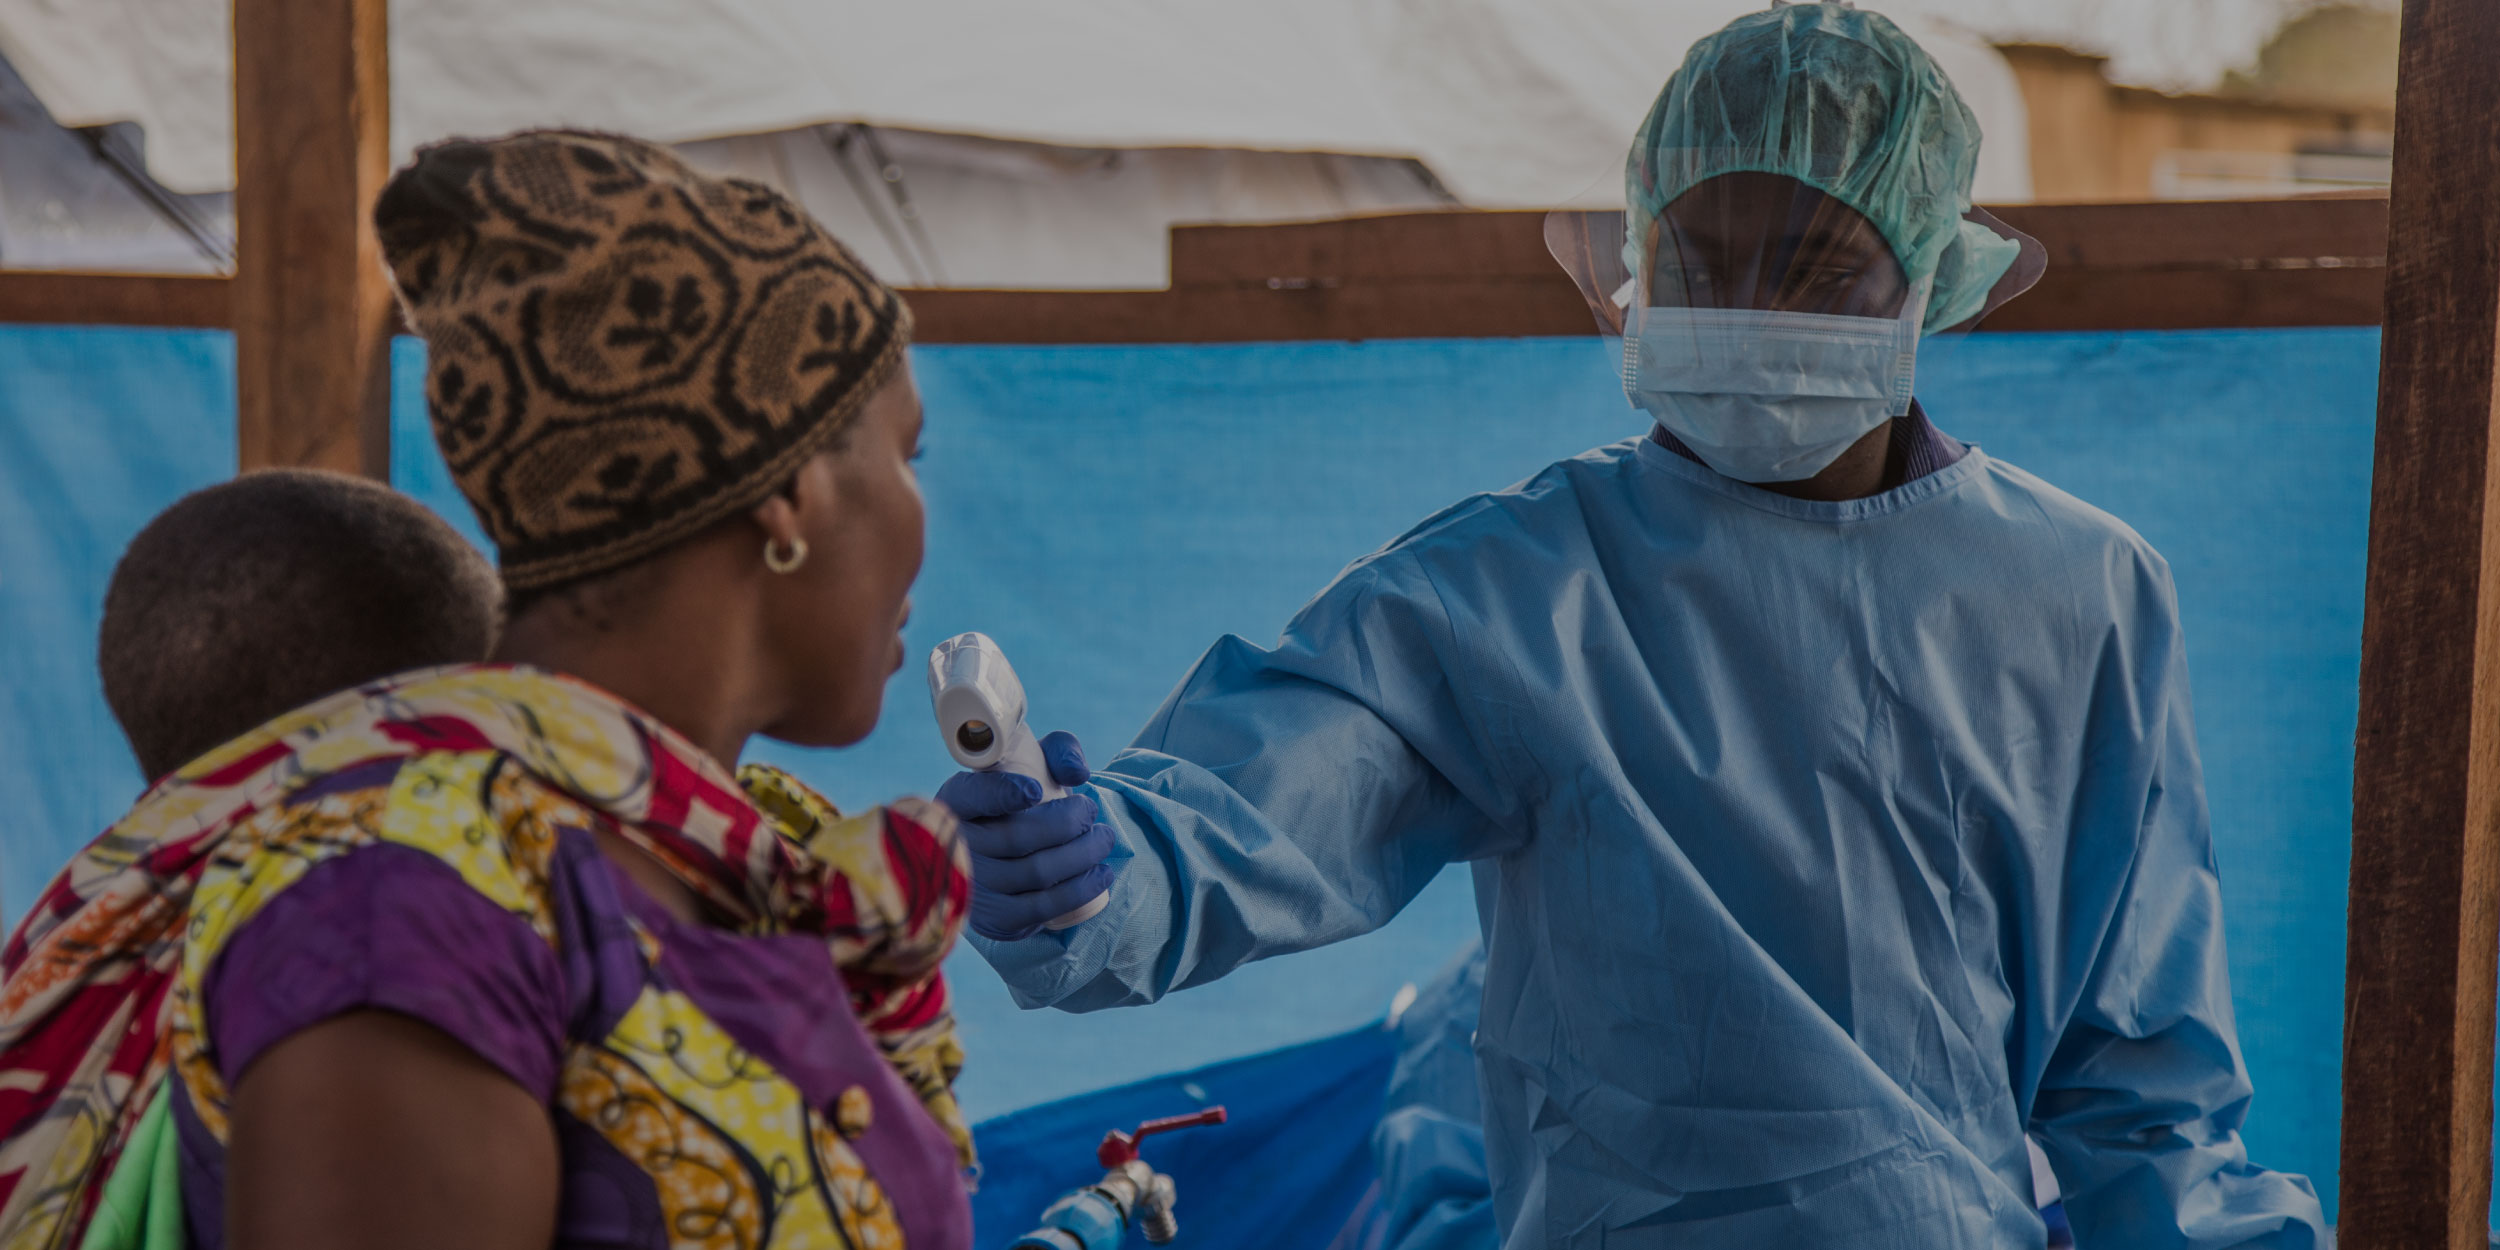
[1097,1106,1229,1168]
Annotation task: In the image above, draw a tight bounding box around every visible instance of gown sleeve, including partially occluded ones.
[972,552,1525,1011]
[2028,555,2327,1249]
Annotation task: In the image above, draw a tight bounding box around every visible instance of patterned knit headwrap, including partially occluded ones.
[374,130,913,590]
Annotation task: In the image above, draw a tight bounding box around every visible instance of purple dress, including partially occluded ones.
[176,788,972,1250]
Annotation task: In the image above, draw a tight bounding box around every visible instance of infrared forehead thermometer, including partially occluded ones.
[929,632,1109,930]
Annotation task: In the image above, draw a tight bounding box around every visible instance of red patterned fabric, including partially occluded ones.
[0,664,968,1249]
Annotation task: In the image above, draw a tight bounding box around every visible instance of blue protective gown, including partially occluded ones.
[975,436,2325,1248]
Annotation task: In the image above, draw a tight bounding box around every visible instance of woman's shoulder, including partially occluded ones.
[736,764,967,967]
[172,748,588,1128]
[740,765,961,876]
[195,746,595,957]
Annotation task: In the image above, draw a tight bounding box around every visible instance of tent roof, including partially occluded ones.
[0,0,1433,195]
[0,0,2323,199]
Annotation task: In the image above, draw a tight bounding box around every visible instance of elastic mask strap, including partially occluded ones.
[1888,279,1931,415]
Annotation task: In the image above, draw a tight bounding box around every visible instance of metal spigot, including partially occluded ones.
[1138,1171,1179,1244]
[1009,1106,1227,1250]
[1096,1107,1229,1168]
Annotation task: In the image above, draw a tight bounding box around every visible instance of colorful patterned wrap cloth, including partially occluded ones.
[0,664,973,1250]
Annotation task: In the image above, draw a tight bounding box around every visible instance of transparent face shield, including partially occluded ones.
[1944,204,2048,333]
[1543,174,2045,483]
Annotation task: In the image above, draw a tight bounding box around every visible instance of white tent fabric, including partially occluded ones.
[677,128,1454,289]
[655,7,2028,288]
[0,0,1428,196]
[0,0,2075,201]
[0,53,229,271]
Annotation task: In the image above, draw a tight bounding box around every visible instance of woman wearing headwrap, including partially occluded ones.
[0,131,975,1250]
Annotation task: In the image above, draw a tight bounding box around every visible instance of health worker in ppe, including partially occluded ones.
[938,4,2327,1246]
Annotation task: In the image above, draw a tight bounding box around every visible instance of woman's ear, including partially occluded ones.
[747,457,842,550]
[748,489,804,555]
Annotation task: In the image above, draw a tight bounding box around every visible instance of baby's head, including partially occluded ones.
[98,469,502,780]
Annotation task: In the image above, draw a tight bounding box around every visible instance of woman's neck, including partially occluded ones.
[494,576,769,928]
[497,612,758,769]
[493,536,776,771]
[489,530,786,930]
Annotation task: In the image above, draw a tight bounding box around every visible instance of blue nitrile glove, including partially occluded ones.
[935,731,1118,943]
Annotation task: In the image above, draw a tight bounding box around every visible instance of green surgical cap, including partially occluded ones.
[1623,1,2019,333]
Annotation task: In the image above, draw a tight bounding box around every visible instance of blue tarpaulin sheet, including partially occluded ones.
[0,325,2382,1224]
[968,1025,1395,1249]
[1,324,238,898]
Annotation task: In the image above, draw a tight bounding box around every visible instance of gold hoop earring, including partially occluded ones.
[764,536,809,574]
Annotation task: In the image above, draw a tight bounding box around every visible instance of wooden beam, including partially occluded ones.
[1979,268,2385,333]
[0,272,230,329]
[232,0,393,477]
[1991,197,2388,274]
[0,197,2393,342]
[2340,1,2500,1245]
[1167,210,1565,284]
[906,278,1593,344]
[907,200,2389,343]
[1981,196,2389,336]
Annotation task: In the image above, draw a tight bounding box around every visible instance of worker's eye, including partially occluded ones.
[1649,265,1712,301]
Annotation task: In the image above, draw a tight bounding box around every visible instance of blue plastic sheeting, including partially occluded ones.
[968,1025,1394,1250]
[0,327,235,912]
[0,325,2382,1217]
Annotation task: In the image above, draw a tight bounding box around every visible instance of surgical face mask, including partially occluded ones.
[1621,280,1928,484]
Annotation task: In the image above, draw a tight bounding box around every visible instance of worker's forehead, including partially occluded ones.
[1655,173,1884,256]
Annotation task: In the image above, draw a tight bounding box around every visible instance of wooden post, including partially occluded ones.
[232,0,393,476]
[2341,1,2500,1245]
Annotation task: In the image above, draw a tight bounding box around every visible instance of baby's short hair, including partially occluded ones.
[99,469,502,780]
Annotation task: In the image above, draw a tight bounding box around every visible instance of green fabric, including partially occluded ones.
[1622,1,2018,332]
[77,1083,185,1250]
